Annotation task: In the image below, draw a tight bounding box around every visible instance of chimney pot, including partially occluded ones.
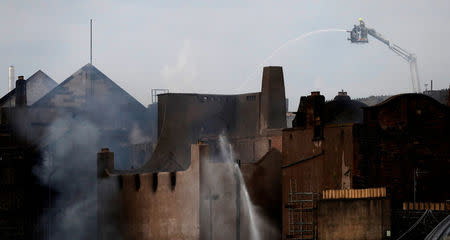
[18,76,24,80]
[311,91,320,96]
[101,148,110,152]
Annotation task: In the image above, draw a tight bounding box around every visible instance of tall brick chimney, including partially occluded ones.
[292,92,325,139]
[260,66,287,132]
[307,92,325,140]
[15,76,27,107]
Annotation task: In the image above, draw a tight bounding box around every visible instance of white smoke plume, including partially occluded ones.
[32,114,122,240]
[128,123,150,145]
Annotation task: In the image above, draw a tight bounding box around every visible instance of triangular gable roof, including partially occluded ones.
[28,70,58,89]
[32,63,146,111]
[0,70,57,106]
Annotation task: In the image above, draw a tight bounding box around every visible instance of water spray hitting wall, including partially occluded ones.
[98,134,278,240]
[214,135,278,240]
[96,66,286,239]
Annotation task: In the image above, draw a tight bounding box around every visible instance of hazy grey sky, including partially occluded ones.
[1,0,449,110]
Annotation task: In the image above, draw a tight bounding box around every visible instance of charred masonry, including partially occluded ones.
[0,64,449,240]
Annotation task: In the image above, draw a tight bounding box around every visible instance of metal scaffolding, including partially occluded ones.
[286,178,319,240]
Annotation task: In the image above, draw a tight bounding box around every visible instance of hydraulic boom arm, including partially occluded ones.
[349,19,421,93]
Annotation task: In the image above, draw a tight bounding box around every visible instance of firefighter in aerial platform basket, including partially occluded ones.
[358,17,365,27]
[350,25,359,42]
[358,18,368,41]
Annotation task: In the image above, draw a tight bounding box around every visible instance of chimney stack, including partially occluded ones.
[8,66,14,92]
[308,92,325,140]
[292,92,325,140]
[15,76,27,107]
[260,66,287,131]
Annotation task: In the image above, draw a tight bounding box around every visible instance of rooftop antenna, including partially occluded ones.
[90,19,93,64]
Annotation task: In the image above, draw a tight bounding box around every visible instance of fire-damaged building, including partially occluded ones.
[0,71,57,240]
[1,60,449,240]
[0,64,156,239]
[29,64,154,168]
[282,91,449,239]
[97,66,287,240]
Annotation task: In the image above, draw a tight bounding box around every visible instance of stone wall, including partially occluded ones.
[317,198,391,240]
[103,144,203,240]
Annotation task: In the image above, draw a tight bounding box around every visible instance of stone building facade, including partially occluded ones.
[97,66,287,240]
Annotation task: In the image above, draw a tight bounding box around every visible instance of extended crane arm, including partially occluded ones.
[366,28,414,63]
[349,20,421,93]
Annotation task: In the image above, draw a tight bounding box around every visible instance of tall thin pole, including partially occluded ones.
[90,19,93,64]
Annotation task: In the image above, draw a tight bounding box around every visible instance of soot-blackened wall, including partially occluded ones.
[355,94,450,206]
[142,66,286,172]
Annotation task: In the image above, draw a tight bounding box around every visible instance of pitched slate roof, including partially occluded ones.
[31,64,151,151]
[0,70,57,106]
[32,63,146,111]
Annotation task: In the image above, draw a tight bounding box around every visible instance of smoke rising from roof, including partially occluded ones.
[33,117,102,239]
